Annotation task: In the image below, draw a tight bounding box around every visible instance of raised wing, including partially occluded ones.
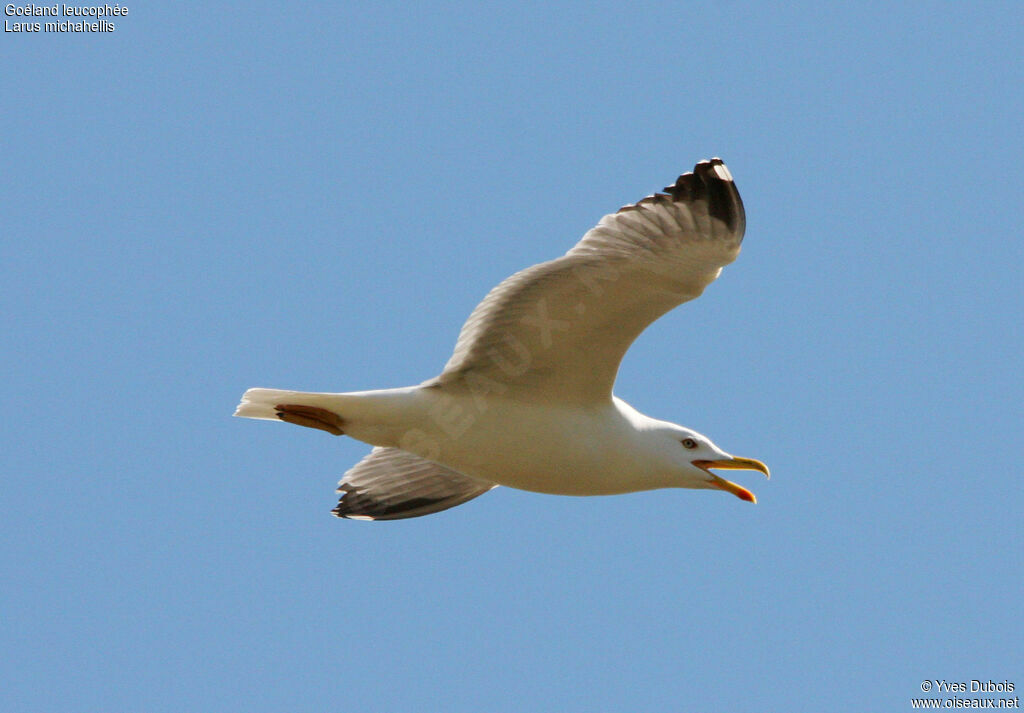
[429,158,746,404]
[332,447,497,520]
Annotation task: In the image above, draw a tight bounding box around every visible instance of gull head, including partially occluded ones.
[660,425,770,503]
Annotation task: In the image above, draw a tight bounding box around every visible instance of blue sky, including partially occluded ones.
[2,2,1021,711]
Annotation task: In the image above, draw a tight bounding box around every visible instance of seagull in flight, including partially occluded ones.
[235,158,770,520]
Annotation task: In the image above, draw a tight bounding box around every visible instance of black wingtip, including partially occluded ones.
[654,158,745,240]
[331,485,461,521]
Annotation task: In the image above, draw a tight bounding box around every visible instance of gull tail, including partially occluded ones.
[234,388,338,420]
[234,388,350,435]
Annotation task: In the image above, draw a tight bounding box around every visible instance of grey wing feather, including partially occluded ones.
[430,158,746,404]
[332,447,497,521]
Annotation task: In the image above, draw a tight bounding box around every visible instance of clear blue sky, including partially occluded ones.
[3,2,1021,711]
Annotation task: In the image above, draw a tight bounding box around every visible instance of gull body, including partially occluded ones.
[235,159,769,520]
[241,386,737,496]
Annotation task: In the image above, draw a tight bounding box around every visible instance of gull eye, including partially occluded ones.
[681,438,698,449]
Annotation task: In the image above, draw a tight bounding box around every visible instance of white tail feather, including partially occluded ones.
[234,388,345,421]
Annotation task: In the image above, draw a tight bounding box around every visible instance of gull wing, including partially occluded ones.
[429,158,746,405]
[332,447,497,520]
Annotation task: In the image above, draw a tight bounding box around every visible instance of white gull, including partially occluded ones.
[235,158,769,520]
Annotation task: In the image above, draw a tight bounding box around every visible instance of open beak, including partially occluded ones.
[692,457,770,504]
